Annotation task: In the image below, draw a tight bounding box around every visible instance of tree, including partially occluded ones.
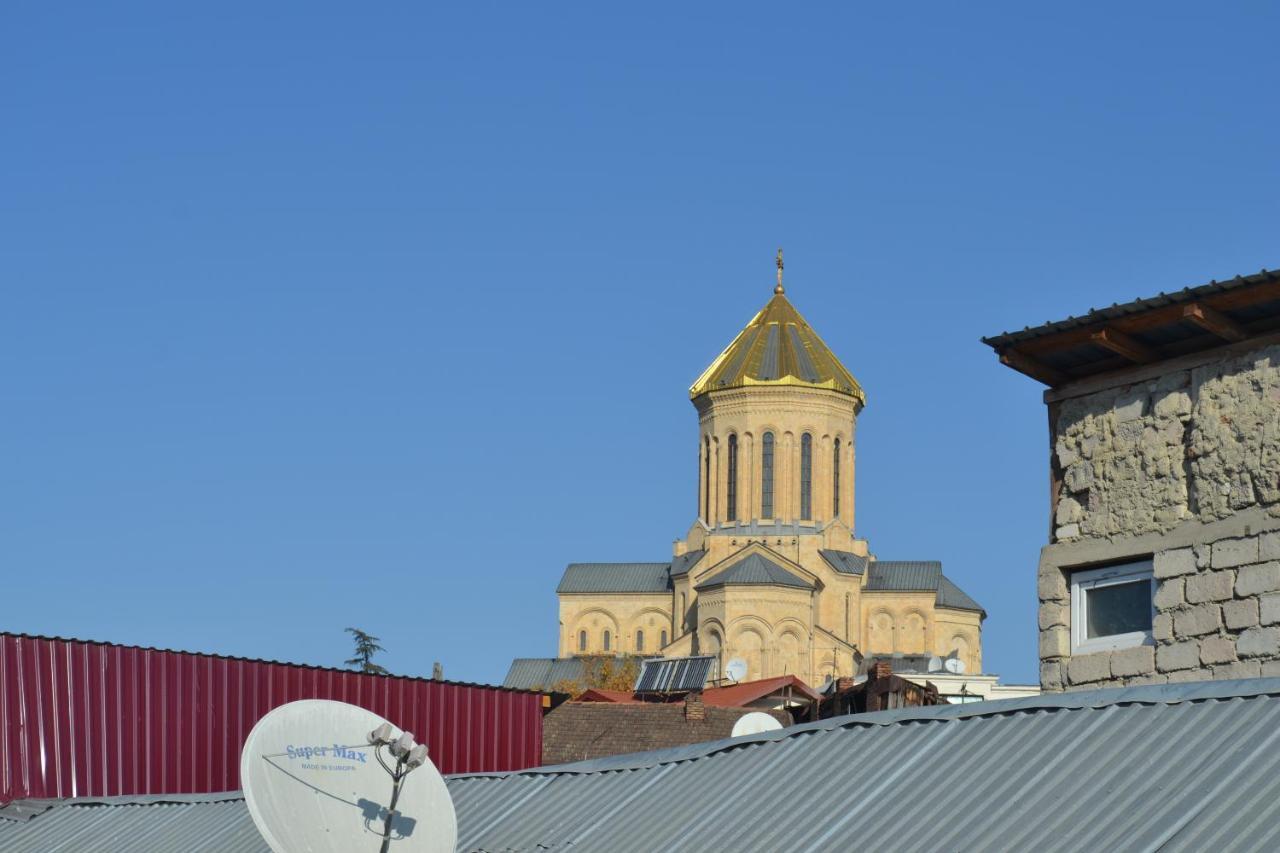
[546,655,642,697]
[345,627,390,675]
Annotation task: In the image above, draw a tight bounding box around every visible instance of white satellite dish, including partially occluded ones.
[927,655,944,673]
[240,700,456,853]
[731,711,784,738]
[724,658,748,682]
[818,675,834,693]
[944,657,966,675]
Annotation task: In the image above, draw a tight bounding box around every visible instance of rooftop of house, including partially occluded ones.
[983,267,1280,388]
[6,677,1280,851]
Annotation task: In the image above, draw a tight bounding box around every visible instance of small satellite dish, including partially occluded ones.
[731,711,784,738]
[944,657,966,675]
[927,655,944,673]
[241,700,456,853]
[724,658,748,682]
[818,675,834,693]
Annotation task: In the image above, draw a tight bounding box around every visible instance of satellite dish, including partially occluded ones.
[241,700,456,853]
[927,655,944,673]
[944,657,966,675]
[724,658,748,682]
[818,675,834,693]
[731,711,784,738]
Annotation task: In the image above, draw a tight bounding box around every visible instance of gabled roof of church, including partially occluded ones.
[689,289,865,404]
[695,552,814,590]
[819,549,869,575]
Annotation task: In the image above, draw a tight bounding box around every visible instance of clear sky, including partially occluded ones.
[2,3,1277,686]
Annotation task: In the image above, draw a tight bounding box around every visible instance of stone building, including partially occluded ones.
[984,267,1280,691]
[555,257,985,687]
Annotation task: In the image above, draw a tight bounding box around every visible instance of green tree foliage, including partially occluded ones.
[345,627,390,675]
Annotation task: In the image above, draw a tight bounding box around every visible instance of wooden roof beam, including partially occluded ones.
[998,348,1068,386]
[1091,327,1156,363]
[1183,302,1248,343]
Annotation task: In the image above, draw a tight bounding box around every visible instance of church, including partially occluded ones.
[555,255,985,686]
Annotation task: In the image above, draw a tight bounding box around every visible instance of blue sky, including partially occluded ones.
[2,3,1276,686]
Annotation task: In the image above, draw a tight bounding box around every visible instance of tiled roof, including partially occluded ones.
[13,679,1280,852]
[819,549,868,575]
[556,562,671,594]
[694,553,813,590]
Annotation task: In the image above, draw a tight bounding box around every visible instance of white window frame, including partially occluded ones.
[1071,559,1155,654]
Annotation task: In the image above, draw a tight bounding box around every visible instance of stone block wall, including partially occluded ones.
[1039,342,1280,691]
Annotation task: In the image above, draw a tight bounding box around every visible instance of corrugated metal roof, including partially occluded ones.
[668,550,706,578]
[634,656,716,693]
[12,678,1280,852]
[502,657,587,690]
[864,560,943,591]
[556,562,672,594]
[936,576,986,615]
[981,268,1280,349]
[819,549,868,575]
[694,553,813,590]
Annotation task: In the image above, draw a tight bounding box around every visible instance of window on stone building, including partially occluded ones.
[636,629,644,652]
[1071,559,1154,654]
[800,433,813,520]
[603,630,612,652]
[761,432,775,518]
[578,630,587,652]
[727,434,738,521]
[661,629,668,647]
[833,437,841,517]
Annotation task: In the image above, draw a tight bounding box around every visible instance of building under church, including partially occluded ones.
[550,257,985,688]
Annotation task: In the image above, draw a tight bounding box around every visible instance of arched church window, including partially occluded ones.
[703,437,711,521]
[833,437,841,517]
[578,630,587,652]
[660,629,668,647]
[636,629,644,652]
[800,433,813,520]
[761,432,775,518]
[603,630,611,652]
[726,434,738,521]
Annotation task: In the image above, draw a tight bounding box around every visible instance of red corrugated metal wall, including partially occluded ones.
[0,633,542,802]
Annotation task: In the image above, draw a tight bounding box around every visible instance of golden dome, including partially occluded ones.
[689,289,866,405]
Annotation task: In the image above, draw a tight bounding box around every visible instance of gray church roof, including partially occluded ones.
[8,678,1280,852]
[556,562,672,594]
[863,560,985,617]
[668,549,706,577]
[694,552,813,590]
[819,549,869,575]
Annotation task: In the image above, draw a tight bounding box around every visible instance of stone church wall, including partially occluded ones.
[1039,343,1280,691]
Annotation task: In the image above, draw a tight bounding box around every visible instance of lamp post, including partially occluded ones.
[368,723,431,853]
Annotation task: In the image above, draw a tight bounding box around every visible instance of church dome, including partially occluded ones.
[689,286,866,405]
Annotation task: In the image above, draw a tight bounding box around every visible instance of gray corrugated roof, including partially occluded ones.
[502,657,586,690]
[936,575,986,615]
[668,550,706,578]
[864,560,943,591]
[12,678,1280,852]
[819,549,868,575]
[694,553,813,590]
[981,267,1280,349]
[556,562,671,594]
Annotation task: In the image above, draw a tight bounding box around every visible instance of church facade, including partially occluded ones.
[556,260,984,687]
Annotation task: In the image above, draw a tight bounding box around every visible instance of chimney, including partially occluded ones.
[432,662,444,681]
[873,660,892,681]
[836,677,855,693]
[684,691,705,721]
